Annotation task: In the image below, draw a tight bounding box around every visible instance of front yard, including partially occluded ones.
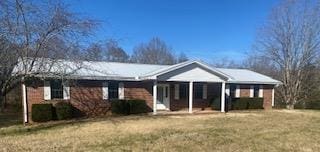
[0,110,319,151]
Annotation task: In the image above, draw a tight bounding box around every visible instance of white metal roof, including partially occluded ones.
[216,68,281,84]
[15,58,281,84]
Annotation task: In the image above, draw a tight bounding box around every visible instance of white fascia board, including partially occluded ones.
[226,81,282,85]
[33,74,139,81]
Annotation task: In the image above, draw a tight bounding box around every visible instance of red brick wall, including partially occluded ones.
[263,85,273,110]
[124,81,153,111]
[70,80,110,116]
[240,85,250,97]
[26,81,44,122]
[25,80,154,120]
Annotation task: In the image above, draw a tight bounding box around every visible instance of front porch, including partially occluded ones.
[152,81,227,114]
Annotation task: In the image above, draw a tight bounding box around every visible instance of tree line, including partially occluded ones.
[83,37,188,64]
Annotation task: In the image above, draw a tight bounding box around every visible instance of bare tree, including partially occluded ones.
[84,43,104,61]
[105,39,129,62]
[131,37,176,65]
[0,0,97,111]
[254,0,320,109]
[212,57,242,68]
[177,52,188,63]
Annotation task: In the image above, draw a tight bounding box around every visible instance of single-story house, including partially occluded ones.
[17,59,281,123]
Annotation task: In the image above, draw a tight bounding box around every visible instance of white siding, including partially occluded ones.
[158,64,225,82]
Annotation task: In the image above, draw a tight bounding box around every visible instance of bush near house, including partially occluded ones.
[55,102,73,120]
[232,98,264,110]
[232,98,248,110]
[111,99,148,115]
[295,101,320,110]
[32,104,53,122]
[247,98,264,109]
[127,99,148,114]
[210,96,221,110]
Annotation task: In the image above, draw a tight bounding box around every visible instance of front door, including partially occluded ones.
[157,84,170,110]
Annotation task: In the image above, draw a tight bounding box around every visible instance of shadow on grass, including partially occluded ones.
[0,113,22,128]
[0,113,174,136]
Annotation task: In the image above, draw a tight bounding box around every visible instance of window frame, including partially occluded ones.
[50,79,63,99]
[194,84,203,99]
[253,85,259,98]
[179,83,187,99]
[230,84,236,98]
[108,81,119,99]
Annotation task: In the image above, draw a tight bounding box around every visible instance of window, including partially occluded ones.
[51,80,63,99]
[179,84,187,99]
[254,85,259,97]
[108,82,119,99]
[230,85,236,98]
[165,86,168,98]
[194,84,203,99]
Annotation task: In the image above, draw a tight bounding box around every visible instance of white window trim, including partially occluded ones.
[63,81,70,100]
[249,85,254,98]
[102,82,108,100]
[259,85,264,97]
[118,82,124,99]
[235,85,240,98]
[225,84,230,97]
[44,80,51,100]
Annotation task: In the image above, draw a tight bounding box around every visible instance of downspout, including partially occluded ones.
[21,77,28,125]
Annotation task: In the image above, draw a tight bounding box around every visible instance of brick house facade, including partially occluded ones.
[19,60,281,123]
[25,79,275,122]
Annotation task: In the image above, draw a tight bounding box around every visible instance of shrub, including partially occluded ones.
[111,100,130,115]
[55,102,73,120]
[210,96,221,110]
[127,99,148,114]
[305,101,320,110]
[111,99,148,115]
[232,98,248,110]
[247,98,264,109]
[32,104,53,122]
[232,98,264,110]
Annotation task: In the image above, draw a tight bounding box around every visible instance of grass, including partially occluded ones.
[0,110,320,151]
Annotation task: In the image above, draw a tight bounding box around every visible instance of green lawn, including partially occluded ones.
[0,110,319,151]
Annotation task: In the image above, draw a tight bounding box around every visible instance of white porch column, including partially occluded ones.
[189,81,193,113]
[272,88,275,107]
[153,81,157,115]
[221,82,226,112]
[22,81,28,124]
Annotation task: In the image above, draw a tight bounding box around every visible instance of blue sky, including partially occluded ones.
[68,0,278,63]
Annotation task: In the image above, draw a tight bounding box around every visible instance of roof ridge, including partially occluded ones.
[85,60,172,66]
